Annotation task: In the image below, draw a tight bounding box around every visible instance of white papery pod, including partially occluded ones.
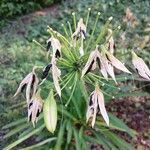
[72,18,86,40]
[107,29,115,54]
[100,53,117,83]
[26,72,39,104]
[14,70,39,104]
[51,57,61,97]
[96,86,109,126]
[47,37,61,58]
[86,85,109,128]
[81,49,100,77]
[13,72,33,97]
[132,51,150,80]
[43,90,57,133]
[106,51,131,74]
[28,92,43,127]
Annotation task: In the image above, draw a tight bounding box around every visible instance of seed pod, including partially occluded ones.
[43,90,57,133]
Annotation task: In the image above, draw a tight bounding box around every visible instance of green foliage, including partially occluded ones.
[2,9,140,150]
[0,0,56,25]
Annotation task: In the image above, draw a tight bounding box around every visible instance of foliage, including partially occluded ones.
[0,0,59,27]
[3,7,150,149]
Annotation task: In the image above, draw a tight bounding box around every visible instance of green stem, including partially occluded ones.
[85,12,101,51]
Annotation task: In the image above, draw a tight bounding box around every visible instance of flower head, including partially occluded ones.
[72,18,86,40]
[86,84,109,127]
[132,51,150,80]
[14,69,39,103]
[28,91,43,127]
[47,37,61,58]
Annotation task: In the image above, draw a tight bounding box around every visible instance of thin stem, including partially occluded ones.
[72,12,76,31]
[86,8,91,28]
[33,39,46,50]
[94,16,113,46]
[85,12,101,51]
[65,72,78,107]
[61,23,69,38]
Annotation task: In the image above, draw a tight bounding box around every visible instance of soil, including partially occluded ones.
[108,97,150,150]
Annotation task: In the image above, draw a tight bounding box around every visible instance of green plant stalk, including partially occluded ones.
[65,72,78,107]
[95,17,112,46]
[62,24,69,38]
[85,12,101,51]
[72,12,77,31]
[86,8,91,28]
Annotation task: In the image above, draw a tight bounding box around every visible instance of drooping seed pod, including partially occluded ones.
[132,51,150,80]
[43,90,57,133]
[28,90,43,127]
[51,57,61,97]
[72,18,86,40]
[86,84,109,128]
[47,37,61,59]
[81,46,101,77]
[14,69,39,104]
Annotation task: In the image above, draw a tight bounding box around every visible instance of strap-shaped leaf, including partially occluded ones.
[3,124,45,150]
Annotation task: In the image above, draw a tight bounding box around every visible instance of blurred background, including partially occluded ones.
[0,0,150,149]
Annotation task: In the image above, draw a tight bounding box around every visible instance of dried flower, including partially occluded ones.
[47,37,61,58]
[14,69,39,103]
[81,47,101,77]
[42,63,52,79]
[106,50,131,74]
[51,57,61,97]
[132,51,150,80]
[72,18,86,40]
[28,91,43,127]
[107,29,115,54]
[100,52,117,83]
[86,84,109,127]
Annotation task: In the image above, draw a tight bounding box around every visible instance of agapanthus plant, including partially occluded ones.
[4,9,150,150]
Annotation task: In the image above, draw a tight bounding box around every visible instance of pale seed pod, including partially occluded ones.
[43,90,57,133]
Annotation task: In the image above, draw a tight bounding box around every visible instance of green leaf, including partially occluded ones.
[93,131,117,150]
[3,124,45,150]
[73,128,81,150]
[2,117,27,129]
[104,131,135,150]
[66,121,72,144]
[54,121,66,150]
[3,123,29,139]
[109,113,136,137]
[21,137,56,150]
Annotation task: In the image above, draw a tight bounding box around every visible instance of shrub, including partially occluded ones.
[3,9,150,150]
[0,0,55,19]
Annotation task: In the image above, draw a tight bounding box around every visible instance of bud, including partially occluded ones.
[43,90,57,133]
